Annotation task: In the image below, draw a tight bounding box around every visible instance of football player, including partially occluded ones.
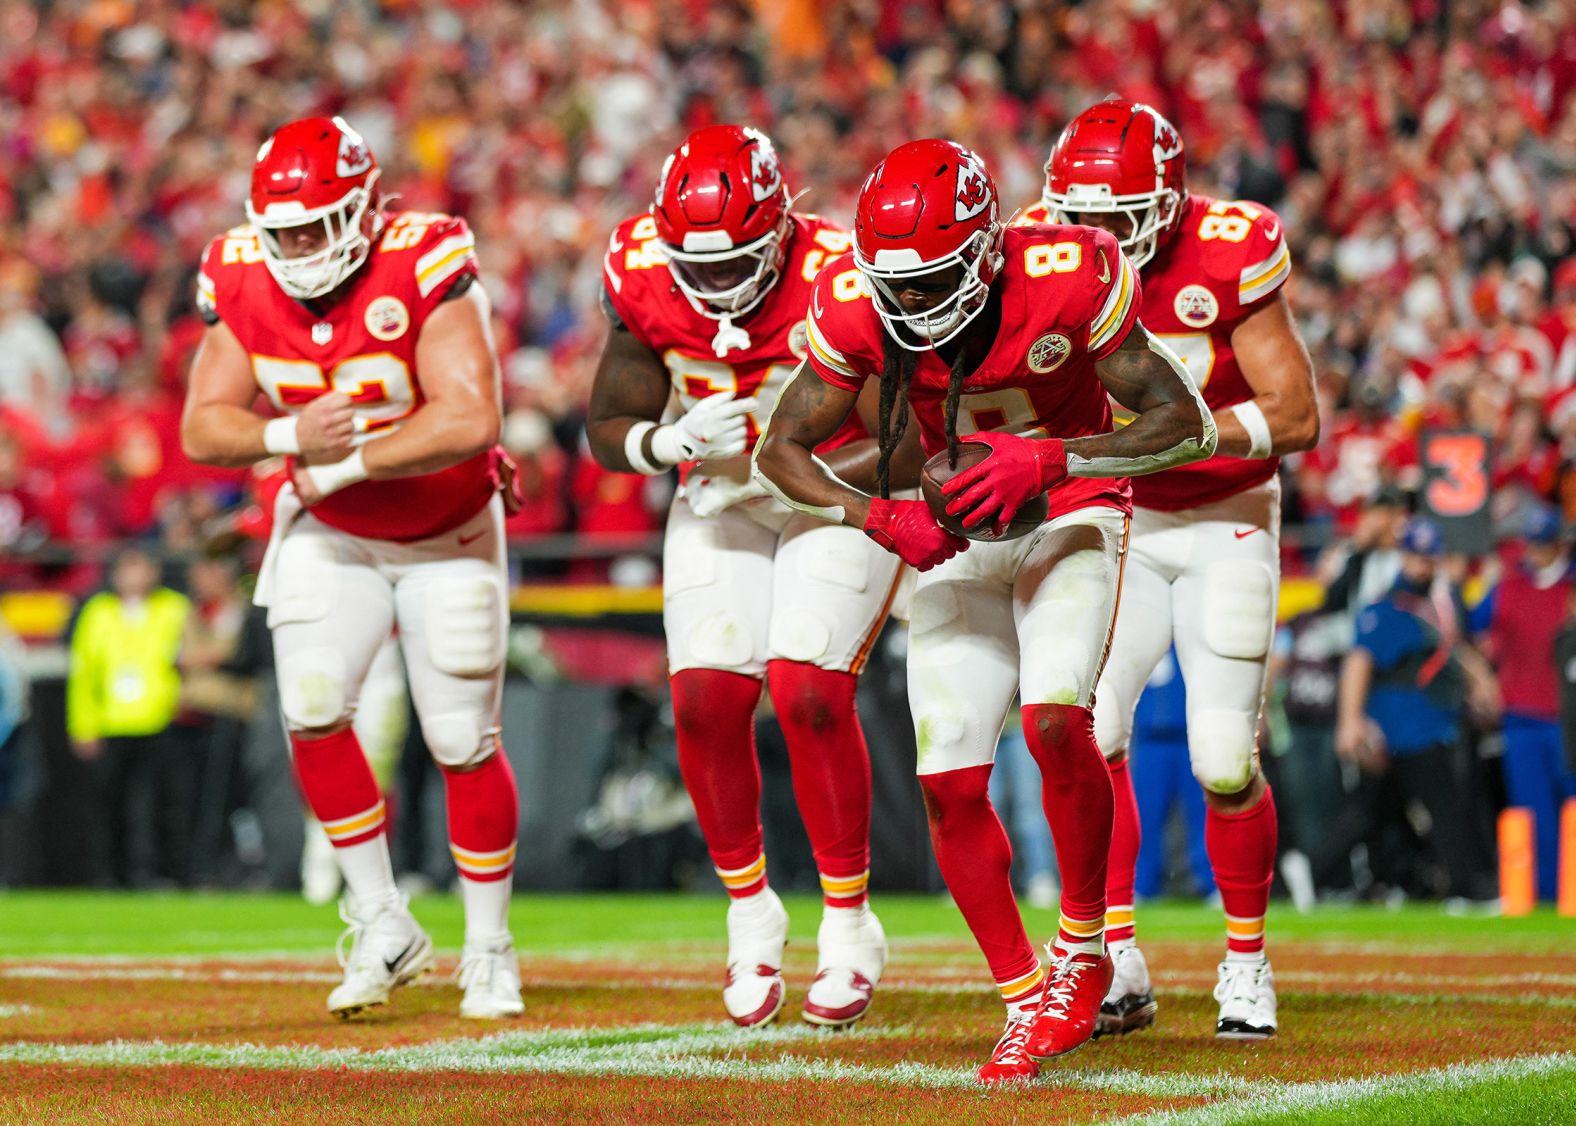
[755,139,1215,1081]
[1029,99,1319,1040]
[182,117,524,1020]
[587,125,911,1028]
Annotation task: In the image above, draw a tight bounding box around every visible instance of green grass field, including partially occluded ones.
[1,892,1572,1124]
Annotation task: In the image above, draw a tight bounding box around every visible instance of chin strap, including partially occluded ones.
[711,314,752,358]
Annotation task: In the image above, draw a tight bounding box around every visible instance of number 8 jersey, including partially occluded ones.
[600,211,867,456]
[195,210,495,542]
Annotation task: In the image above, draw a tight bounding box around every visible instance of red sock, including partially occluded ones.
[672,668,768,898]
[1207,786,1277,957]
[919,764,1039,997]
[1105,755,1140,944]
[767,661,872,907]
[1021,704,1112,941]
[442,751,519,883]
[291,728,385,846]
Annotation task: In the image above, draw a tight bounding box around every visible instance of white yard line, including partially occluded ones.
[1111,1052,1576,1125]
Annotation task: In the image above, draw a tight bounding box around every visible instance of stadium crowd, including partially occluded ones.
[2,0,1575,901]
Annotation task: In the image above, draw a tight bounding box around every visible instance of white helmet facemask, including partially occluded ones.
[246,171,382,300]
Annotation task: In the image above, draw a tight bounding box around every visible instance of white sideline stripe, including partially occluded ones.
[0,1004,36,1017]
[1111,1052,1576,1125]
[0,1024,1262,1096]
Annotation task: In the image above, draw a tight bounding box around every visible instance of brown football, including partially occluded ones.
[920,441,1050,542]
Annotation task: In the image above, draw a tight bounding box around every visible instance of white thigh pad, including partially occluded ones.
[268,532,338,627]
[421,712,499,769]
[424,574,506,677]
[802,536,872,593]
[1189,707,1258,794]
[1202,559,1275,661]
[278,645,350,731]
[665,525,719,594]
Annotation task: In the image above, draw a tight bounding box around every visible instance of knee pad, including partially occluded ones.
[425,575,505,677]
[1092,682,1132,762]
[686,610,756,668]
[1020,643,1093,710]
[768,607,835,664]
[912,699,993,776]
[1189,708,1258,794]
[278,646,350,731]
[421,711,498,769]
[1202,560,1276,661]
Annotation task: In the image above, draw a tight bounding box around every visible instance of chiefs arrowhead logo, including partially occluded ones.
[955,161,991,222]
[1149,112,1183,167]
[749,143,782,203]
[335,121,372,178]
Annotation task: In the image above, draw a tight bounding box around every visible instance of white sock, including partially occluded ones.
[460,876,513,947]
[727,885,779,923]
[1225,948,1267,965]
[334,837,401,913]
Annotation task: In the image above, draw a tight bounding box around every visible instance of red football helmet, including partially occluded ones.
[245,116,383,300]
[652,124,791,321]
[1043,99,1185,268]
[853,139,1004,351]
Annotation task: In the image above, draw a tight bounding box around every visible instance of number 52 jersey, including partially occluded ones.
[195,211,495,542]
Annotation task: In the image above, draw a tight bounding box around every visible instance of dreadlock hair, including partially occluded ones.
[875,335,918,499]
[941,346,970,470]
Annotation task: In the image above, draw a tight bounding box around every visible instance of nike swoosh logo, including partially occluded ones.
[458,530,485,546]
[1097,249,1111,285]
[384,939,419,976]
[1263,222,1280,240]
[608,234,624,254]
[1234,527,1261,539]
[813,287,824,320]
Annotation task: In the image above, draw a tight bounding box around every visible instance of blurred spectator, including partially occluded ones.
[1324,518,1500,905]
[1269,610,1347,892]
[1479,506,1576,900]
[1317,485,1408,632]
[0,260,70,420]
[0,618,38,887]
[1130,651,1212,900]
[65,546,191,887]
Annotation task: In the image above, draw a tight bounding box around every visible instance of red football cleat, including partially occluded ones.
[1026,951,1114,1060]
[977,1012,1040,1084]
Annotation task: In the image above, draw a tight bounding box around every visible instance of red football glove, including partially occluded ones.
[863,497,969,571]
[942,432,1068,531]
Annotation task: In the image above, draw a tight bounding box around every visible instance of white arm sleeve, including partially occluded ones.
[1066,329,1218,479]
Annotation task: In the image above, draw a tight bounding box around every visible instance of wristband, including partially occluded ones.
[304,449,369,498]
[624,420,667,475]
[1231,400,1273,459]
[263,416,301,456]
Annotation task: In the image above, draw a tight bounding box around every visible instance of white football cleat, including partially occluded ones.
[803,905,887,1028]
[1095,943,1157,1037]
[723,888,789,1027]
[458,937,525,1019]
[327,896,434,1018]
[1214,957,1277,1039]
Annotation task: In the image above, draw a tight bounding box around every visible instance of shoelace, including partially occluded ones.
[457,952,492,992]
[335,899,371,971]
[1217,961,1264,1005]
[990,1016,1035,1065]
[1037,955,1091,1023]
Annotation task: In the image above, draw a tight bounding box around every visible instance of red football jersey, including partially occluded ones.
[196,211,494,542]
[1021,194,1291,511]
[601,212,865,455]
[805,224,1138,520]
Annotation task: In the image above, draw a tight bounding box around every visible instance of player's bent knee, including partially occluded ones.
[686,610,755,668]
[422,712,497,769]
[1202,560,1276,661]
[426,576,506,677]
[767,608,834,665]
[278,646,350,731]
[1190,708,1257,794]
[912,701,992,776]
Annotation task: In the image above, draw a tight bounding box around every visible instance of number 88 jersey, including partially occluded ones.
[196,210,496,542]
[600,211,868,456]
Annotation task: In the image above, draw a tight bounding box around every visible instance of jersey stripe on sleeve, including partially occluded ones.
[806,312,858,380]
[1239,238,1291,306]
[1088,251,1137,356]
[415,231,477,298]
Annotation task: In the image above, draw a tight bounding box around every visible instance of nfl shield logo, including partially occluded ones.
[312,322,333,346]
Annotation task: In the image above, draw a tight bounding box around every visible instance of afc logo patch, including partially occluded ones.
[365,296,410,341]
[1174,284,1219,328]
[1027,332,1071,373]
[788,320,809,360]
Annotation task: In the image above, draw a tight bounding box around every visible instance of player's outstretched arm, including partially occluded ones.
[1075,323,1218,477]
[753,363,872,526]
[357,283,502,480]
[1218,291,1319,458]
[182,320,354,467]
